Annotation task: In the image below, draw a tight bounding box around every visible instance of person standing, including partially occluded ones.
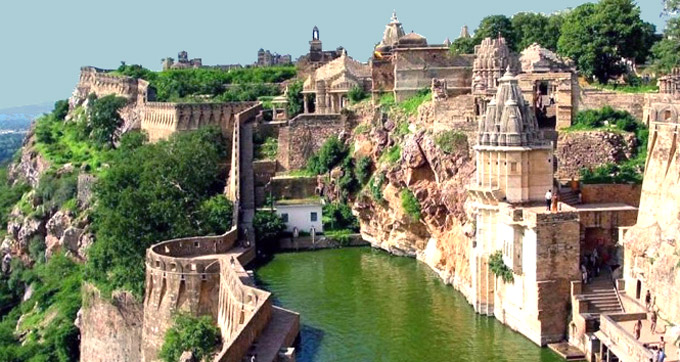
[651,310,658,334]
[634,319,642,340]
[545,189,552,211]
[646,290,652,310]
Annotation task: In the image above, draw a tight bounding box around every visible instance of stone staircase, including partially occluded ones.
[559,186,580,206]
[581,271,624,316]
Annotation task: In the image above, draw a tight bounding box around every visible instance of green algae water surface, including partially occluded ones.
[255,247,563,362]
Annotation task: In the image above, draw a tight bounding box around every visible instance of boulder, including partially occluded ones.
[17,217,45,251]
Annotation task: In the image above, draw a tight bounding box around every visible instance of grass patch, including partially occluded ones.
[435,130,468,155]
[400,188,421,221]
[398,89,431,115]
[380,145,401,164]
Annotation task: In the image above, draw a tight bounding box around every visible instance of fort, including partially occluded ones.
[55,10,680,362]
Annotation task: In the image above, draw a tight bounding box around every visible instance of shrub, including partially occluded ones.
[489,250,514,282]
[435,131,468,155]
[368,173,386,202]
[355,156,373,185]
[325,229,353,246]
[0,168,30,229]
[400,189,421,221]
[322,203,359,232]
[337,157,358,198]
[198,195,234,235]
[286,80,304,117]
[306,136,348,175]
[36,171,78,212]
[28,235,46,264]
[253,210,286,243]
[159,313,220,362]
[254,137,278,160]
[348,85,369,104]
[381,145,401,164]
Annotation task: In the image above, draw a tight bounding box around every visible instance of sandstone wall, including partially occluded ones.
[555,131,637,180]
[580,184,642,207]
[623,117,680,324]
[579,89,645,120]
[79,285,143,362]
[393,49,473,101]
[270,176,317,200]
[276,114,349,170]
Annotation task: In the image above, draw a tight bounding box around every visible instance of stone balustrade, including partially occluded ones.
[599,313,654,362]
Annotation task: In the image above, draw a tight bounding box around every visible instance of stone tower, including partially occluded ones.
[472,36,514,116]
[309,26,323,62]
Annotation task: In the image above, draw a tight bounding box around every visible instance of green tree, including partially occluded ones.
[651,0,680,72]
[558,0,656,83]
[53,99,69,121]
[87,94,128,147]
[355,156,373,185]
[286,80,304,117]
[158,313,220,362]
[474,15,517,51]
[322,202,359,232]
[85,127,228,297]
[512,12,563,51]
[449,36,477,55]
[198,195,234,235]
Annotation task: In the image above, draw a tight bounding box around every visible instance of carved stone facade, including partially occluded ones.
[302,51,371,114]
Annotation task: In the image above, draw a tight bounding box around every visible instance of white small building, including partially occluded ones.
[274,199,323,234]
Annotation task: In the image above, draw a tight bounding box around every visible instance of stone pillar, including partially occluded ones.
[316,80,327,115]
[303,94,309,114]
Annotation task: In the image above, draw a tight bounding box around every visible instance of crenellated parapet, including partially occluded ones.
[141,102,258,142]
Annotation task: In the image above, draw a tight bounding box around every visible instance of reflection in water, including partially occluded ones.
[255,247,563,362]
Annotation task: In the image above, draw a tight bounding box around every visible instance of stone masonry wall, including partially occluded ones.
[580,184,642,207]
[579,89,645,120]
[393,49,473,102]
[555,131,637,180]
[277,114,349,170]
[79,285,143,362]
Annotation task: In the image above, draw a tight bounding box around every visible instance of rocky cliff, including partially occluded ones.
[349,98,476,298]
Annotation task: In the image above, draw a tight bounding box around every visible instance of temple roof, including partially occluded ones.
[478,68,541,147]
[397,31,428,46]
[377,10,406,49]
[520,43,573,73]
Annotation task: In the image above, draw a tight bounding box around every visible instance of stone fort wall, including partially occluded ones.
[141,102,257,142]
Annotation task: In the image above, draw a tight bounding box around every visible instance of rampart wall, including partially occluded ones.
[578,89,646,120]
[141,102,257,142]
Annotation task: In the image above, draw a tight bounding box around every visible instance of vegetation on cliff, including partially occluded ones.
[159,313,220,362]
[400,189,422,222]
[489,251,514,283]
[568,107,648,184]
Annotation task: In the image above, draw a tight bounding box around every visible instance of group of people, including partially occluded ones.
[580,249,601,284]
[544,189,560,212]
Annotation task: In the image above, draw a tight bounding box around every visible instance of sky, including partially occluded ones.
[0,0,667,110]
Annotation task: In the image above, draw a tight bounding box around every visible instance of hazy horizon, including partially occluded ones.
[0,0,666,109]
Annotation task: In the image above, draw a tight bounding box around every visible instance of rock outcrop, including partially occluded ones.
[556,130,637,180]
